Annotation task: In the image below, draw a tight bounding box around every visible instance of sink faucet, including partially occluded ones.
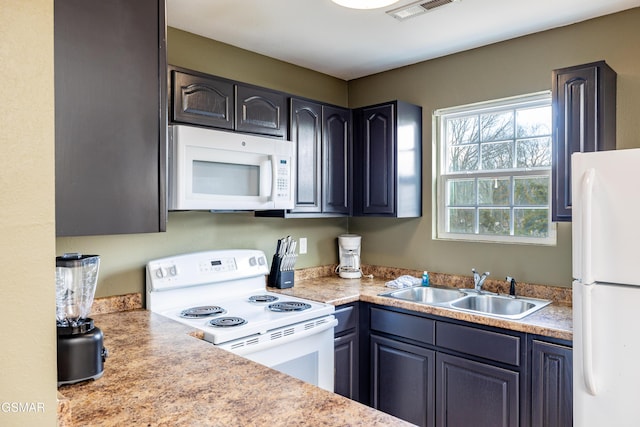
[472,268,490,292]
[506,276,517,298]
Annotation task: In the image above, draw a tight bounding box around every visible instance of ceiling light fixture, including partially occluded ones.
[331,0,400,10]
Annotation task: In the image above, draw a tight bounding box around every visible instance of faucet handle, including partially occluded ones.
[506,276,516,297]
[472,269,490,276]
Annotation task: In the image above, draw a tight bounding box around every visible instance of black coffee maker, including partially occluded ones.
[56,253,108,386]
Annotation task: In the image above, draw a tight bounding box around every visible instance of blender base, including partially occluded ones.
[57,321,107,387]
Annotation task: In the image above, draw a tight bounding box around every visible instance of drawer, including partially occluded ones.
[334,304,358,335]
[370,307,435,345]
[436,322,521,366]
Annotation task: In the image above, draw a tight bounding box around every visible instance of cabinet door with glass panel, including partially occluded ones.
[435,92,554,245]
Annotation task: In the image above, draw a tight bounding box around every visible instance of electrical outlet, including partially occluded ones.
[299,237,307,254]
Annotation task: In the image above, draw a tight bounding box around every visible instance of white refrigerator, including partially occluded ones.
[572,148,640,426]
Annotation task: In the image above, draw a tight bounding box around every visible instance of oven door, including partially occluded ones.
[216,316,337,392]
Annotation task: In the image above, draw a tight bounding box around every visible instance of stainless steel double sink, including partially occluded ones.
[379,285,551,320]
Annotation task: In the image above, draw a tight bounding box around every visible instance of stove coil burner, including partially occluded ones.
[248,294,279,303]
[267,301,312,312]
[209,317,247,328]
[180,306,225,319]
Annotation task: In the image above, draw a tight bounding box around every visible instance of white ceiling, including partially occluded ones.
[167,0,640,80]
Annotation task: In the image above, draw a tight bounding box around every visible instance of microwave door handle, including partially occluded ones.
[259,157,274,201]
[268,155,277,201]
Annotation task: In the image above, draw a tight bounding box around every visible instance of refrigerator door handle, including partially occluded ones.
[581,168,595,285]
[582,284,597,395]
[581,168,598,396]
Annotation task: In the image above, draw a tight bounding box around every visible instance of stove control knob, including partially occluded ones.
[155,267,166,279]
[249,257,257,266]
[168,265,178,277]
[258,256,266,265]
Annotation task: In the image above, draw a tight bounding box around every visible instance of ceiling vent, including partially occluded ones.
[387,0,460,21]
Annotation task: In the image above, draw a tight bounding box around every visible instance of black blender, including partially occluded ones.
[56,253,108,386]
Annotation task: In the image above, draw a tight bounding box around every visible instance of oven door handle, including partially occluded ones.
[217,316,337,356]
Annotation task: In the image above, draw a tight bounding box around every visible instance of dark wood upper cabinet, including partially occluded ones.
[551,61,616,222]
[353,101,422,218]
[257,98,351,217]
[55,0,167,236]
[169,66,287,138]
[290,99,323,213]
[236,85,287,138]
[322,105,351,214]
[355,103,395,216]
[171,69,234,130]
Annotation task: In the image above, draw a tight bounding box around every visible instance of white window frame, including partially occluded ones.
[433,91,557,245]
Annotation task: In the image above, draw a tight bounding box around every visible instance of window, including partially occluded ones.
[434,92,556,245]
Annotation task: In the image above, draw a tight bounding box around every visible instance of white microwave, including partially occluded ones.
[169,125,295,211]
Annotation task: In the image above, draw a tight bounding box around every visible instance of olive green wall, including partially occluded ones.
[56,29,350,299]
[58,214,347,298]
[167,27,348,106]
[348,8,640,287]
[57,9,640,300]
[1,1,57,425]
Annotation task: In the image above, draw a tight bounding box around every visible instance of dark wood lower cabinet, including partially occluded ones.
[334,330,358,399]
[436,353,519,427]
[371,334,435,427]
[334,304,359,401]
[530,340,573,427]
[336,304,572,427]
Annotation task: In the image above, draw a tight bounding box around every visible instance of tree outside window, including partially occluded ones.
[435,92,556,245]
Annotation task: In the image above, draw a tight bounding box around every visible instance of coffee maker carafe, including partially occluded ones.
[56,253,107,386]
[337,234,362,279]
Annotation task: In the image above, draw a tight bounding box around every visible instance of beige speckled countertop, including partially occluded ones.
[58,266,572,426]
[272,267,572,342]
[58,310,412,426]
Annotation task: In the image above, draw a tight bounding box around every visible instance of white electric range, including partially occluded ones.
[146,249,337,391]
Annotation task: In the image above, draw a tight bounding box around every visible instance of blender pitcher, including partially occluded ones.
[56,253,100,326]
